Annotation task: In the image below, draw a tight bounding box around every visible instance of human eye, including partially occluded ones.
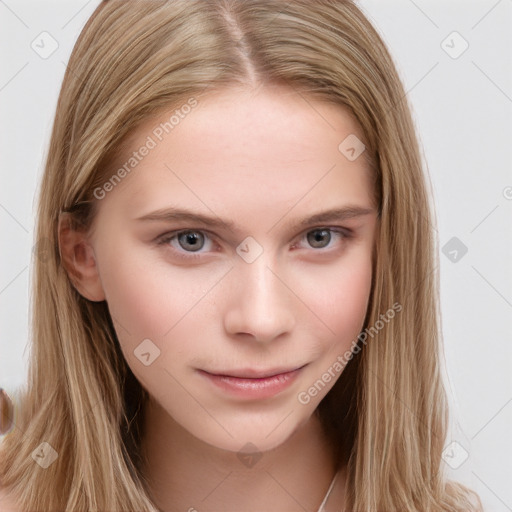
[156,229,217,260]
[294,227,353,252]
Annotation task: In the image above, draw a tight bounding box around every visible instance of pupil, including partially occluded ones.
[179,231,204,251]
[308,229,331,248]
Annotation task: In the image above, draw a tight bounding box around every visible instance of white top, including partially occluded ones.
[317,470,339,512]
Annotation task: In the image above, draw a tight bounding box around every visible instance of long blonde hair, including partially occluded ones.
[0,1,482,510]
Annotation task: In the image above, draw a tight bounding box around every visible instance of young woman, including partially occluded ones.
[0,1,483,510]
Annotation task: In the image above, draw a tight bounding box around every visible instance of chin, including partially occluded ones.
[184,407,315,455]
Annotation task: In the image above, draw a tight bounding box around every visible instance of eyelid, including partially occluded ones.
[156,226,352,244]
[156,227,229,245]
[299,225,353,237]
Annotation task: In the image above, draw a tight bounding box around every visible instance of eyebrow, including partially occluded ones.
[135,205,375,233]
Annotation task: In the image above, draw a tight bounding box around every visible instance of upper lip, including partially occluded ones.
[201,365,306,379]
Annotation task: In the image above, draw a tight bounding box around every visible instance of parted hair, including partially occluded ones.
[0,1,482,510]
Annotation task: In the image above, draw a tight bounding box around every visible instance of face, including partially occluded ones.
[83,85,378,453]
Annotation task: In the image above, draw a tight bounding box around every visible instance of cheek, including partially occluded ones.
[94,247,199,392]
[292,254,372,408]
[99,261,166,338]
[299,252,373,347]
[96,240,210,340]
[95,240,230,392]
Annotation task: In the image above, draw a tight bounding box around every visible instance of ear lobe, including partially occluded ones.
[57,212,106,302]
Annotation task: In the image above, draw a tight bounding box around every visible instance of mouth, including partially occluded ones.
[197,365,307,400]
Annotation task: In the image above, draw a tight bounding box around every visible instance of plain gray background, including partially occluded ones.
[1,0,511,510]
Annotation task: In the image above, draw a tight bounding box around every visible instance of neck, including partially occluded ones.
[140,397,344,512]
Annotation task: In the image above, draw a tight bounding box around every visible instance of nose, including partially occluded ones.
[223,257,296,343]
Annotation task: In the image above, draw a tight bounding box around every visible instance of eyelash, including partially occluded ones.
[156,227,353,261]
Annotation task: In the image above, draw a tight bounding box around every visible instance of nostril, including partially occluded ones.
[223,263,296,341]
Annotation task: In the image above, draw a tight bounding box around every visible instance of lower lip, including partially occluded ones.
[198,368,303,400]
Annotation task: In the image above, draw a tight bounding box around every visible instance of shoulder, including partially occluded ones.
[0,484,20,512]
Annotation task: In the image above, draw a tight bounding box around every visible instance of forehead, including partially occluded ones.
[97,85,375,225]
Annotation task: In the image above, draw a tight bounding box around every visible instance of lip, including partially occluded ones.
[198,365,306,400]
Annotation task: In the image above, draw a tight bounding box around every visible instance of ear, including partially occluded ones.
[57,212,106,302]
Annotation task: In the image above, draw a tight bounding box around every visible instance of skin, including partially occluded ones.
[60,84,378,511]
